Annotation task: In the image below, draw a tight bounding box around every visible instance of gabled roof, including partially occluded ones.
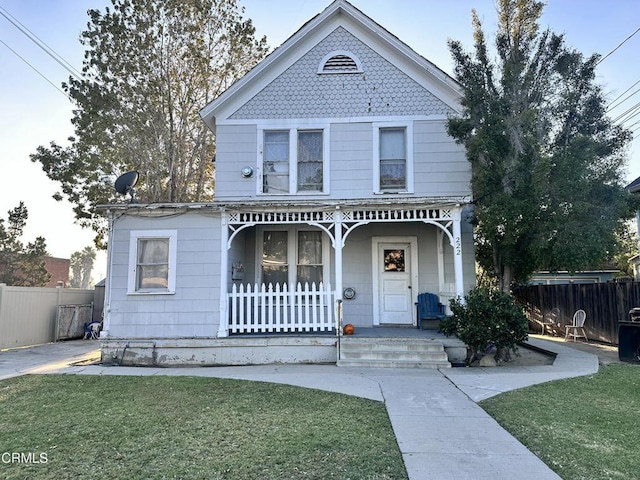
[626,175,640,193]
[199,0,461,131]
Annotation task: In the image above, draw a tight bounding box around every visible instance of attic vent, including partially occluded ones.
[318,50,363,74]
[324,55,357,71]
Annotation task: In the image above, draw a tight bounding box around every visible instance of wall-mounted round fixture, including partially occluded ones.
[343,287,356,300]
[241,166,254,178]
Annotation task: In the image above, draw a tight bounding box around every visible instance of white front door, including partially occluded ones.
[376,241,414,325]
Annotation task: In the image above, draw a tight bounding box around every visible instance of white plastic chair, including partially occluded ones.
[565,309,588,343]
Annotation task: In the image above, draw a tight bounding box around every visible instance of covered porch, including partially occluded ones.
[218,200,470,337]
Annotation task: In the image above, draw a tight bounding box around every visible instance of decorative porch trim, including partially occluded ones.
[227,206,456,248]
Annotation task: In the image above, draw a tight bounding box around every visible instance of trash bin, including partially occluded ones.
[619,309,640,363]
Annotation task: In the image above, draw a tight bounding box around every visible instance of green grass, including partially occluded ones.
[480,364,640,480]
[0,375,407,480]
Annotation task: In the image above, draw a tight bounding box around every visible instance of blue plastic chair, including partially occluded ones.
[415,293,446,330]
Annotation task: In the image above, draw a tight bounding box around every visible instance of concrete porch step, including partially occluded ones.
[337,358,451,369]
[340,350,449,361]
[337,337,451,369]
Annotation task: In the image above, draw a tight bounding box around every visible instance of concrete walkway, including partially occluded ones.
[0,337,605,480]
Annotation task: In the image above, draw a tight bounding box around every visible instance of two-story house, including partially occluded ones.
[99,0,475,367]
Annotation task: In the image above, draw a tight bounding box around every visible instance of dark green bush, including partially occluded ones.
[440,287,528,364]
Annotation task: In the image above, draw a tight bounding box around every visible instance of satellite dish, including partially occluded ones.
[114,171,139,203]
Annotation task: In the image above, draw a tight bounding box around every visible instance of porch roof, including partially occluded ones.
[98,195,471,214]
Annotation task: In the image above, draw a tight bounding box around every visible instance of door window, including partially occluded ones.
[383,249,405,272]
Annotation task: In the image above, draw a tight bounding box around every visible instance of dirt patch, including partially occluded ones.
[469,345,555,367]
[505,345,556,366]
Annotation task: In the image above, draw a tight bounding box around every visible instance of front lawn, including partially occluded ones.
[480,364,640,480]
[0,375,407,479]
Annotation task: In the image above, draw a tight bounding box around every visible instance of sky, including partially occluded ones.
[1,0,639,283]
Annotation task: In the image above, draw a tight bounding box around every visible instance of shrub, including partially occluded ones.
[440,287,528,364]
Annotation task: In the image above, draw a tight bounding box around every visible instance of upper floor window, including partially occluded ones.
[128,230,177,294]
[261,127,329,194]
[263,131,290,194]
[297,131,323,191]
[373,123,414,194]
[318,50,363,74]
[380,127,406,190]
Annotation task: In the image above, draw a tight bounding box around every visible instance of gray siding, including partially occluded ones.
[413,120,470,197]
[215,124,257,200]
[215,120,471,201]
[107,212,221,339]
[330,122,373,198]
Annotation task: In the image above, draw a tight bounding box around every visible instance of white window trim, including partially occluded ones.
[256,226,331,286]
[257,124,330,195]
[127,230,177,295]
[317,50,363,74]
[372,122,414,194]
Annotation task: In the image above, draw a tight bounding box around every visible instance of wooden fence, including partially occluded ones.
[228,282,336,334]
[513,282,640,345]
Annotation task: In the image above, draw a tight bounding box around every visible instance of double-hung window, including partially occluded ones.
[260,229,326,286]
[262,230,289,286]
[261,127,328,194]
[374,124,413,193]
[297,130,323,191]
[297,231,323,284]
[128,230,177,294]
[263,131,290,194]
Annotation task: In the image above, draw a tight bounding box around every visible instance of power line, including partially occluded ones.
[0,37,71,101]
[608,79,640,112]
[621,109,640,127]
[0,6,83,81]
[613,101,640,124]
[597,25,640,65]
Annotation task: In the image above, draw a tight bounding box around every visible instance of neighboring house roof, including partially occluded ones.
[627,175,640,193]
[199,0,462,132]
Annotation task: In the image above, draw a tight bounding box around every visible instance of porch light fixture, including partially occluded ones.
[241,166,253,178]
[343,287,356,300]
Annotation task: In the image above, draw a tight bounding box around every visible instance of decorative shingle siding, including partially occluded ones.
[230,27,454,119]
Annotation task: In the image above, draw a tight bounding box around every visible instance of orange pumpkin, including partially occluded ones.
[343,323,355,335]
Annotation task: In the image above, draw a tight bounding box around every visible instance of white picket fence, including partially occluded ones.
[228,282,336,334]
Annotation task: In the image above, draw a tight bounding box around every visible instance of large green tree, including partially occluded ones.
[447,0,636,291]
[31,0,268,245]
[0,203,51,287]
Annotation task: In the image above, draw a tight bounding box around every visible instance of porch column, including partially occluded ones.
[218,209,229,337]
[100,209,114,338]
[335,208,344,304]
[452,206,465,301]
